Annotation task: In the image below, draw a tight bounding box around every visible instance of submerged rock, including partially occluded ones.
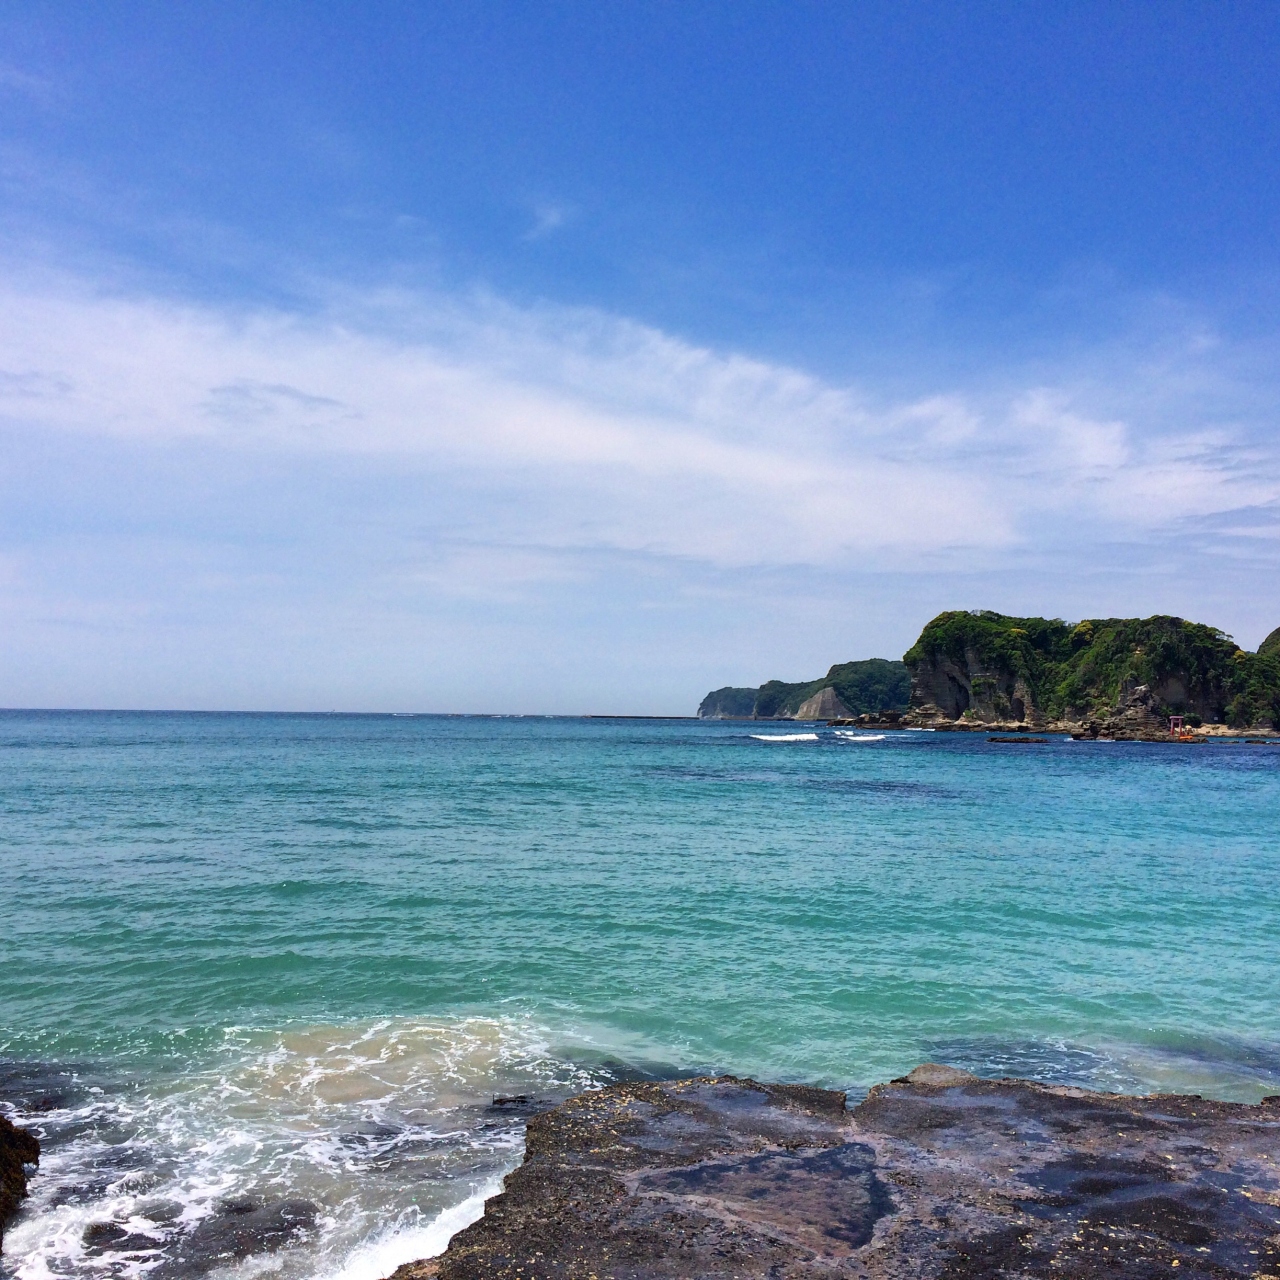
[391,1068,1280,1280]
[0,1113,40,1251]
[152,1197,317,1278]
[77,1196,319,1278]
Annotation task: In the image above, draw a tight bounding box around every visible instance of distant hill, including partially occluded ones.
[698,658,910,720]
[904,610,1280,729]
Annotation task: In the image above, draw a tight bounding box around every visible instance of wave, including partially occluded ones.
[322,1173,506,1280]
[833,732,886,742]
[750,733,819,742]
[0,1017,605,1280]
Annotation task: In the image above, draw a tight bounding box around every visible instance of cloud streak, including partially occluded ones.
[4,274,1274,571]
[1,268,1278,709]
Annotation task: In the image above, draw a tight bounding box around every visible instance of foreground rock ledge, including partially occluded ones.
[0,1113,40,1252]
[388,1066,1280,1280]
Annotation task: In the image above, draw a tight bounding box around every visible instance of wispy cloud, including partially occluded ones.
[522,200,575,241]
[2,273,1275,567]
[1,267,1278,708]
[0,62,55,103]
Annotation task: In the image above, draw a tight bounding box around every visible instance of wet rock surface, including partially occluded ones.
[402,1066,1280,1280]
[0,1113,40,1250]
[77,1195,319,1278]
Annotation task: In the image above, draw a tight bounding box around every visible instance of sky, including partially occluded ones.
[2,1,1279,712]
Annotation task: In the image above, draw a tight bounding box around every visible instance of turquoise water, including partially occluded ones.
[2,711,1279,1278]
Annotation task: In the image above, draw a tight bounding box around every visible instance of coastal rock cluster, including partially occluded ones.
[0,1113,39,1251]
[388,1067,1280,1280]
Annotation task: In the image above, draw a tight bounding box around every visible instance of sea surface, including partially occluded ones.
[2,711,1279,1279]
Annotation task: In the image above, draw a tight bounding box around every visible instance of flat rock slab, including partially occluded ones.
[393,1066,1280,1280]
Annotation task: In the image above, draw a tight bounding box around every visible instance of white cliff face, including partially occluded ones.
[793,687,853,720]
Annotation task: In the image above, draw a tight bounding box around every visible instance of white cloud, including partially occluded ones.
[0,276,1017,568]
[2,268,1280,709]
[5,272,1274,581]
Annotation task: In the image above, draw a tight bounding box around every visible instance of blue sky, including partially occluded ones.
[2,2,1279,711]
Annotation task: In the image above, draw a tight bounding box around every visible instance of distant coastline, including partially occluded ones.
[700,609,1280,739]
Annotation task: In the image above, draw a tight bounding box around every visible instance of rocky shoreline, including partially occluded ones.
[387,1066,1280,1280]
[831,694,1280,741]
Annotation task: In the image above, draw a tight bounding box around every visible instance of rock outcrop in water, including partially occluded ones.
[903,611,1280,733]
[388,1066,1280,1280]
[0,1113,39,1251]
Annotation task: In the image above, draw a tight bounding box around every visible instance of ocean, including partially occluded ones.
[2,710,1279,1279]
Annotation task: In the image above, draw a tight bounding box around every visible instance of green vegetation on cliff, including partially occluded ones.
[698,658,910,719]
[904,610,1280,727]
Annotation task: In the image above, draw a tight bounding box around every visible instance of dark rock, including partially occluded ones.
[907,645,1038,726]
[398,1067,1280,1280]
[1097,681,1169,739]
[82,1219,166,1255]
[148,1197,318,1278]
[0,1113,40,1251]
[0,1060,100,1114]
[387,1262,441,1280]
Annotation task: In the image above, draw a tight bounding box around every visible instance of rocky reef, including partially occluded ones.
[386,1067,1280,1280]
[0,1113,39,1251]
[698,660,910,720]
[903,611,1280,735]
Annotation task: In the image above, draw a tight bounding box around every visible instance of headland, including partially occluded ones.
[700,611,1280,739]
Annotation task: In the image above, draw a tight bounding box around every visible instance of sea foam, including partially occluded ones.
[2,1018,597,1280]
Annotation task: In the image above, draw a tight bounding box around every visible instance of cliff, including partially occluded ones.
[904,611,1280,732]
[698,659,909,720]
[386,1067,1280,1280]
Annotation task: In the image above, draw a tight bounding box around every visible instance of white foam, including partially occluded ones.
[3,1016,597,1280]
[750,733,819,742]
[320,1173,506,1280]
[833,732,885,742]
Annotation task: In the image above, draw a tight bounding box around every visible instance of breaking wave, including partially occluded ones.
[0,1017,607,1280]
